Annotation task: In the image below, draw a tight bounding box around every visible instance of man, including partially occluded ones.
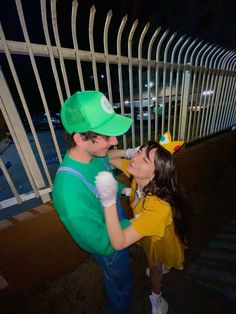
[53,90,133,313]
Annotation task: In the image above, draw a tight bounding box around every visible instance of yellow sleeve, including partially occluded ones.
[131,196,173,238]
[120,159,132,178]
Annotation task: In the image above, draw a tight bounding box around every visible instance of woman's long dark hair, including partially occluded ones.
[142,141,190,245]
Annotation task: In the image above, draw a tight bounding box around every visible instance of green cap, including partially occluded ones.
[61,91,132,136]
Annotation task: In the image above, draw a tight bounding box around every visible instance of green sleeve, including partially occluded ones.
[62,215,130,256]
[53,176,130,256]
[120,218,131,228]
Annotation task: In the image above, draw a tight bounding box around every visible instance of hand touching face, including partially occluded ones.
[127,147,156,182]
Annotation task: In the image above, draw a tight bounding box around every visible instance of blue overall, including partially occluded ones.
[57,162,133,314]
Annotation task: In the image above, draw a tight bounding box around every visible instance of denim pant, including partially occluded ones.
[92,197,133,314]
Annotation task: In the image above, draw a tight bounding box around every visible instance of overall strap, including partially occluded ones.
[101,157,112,171]
[57,166,99,198]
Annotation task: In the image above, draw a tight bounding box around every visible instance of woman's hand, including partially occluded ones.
[95,171,117,207]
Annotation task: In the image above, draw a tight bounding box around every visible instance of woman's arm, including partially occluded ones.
[104,204,143,250]
[108,146,140,170]
[108,149,126,170]
[95,171,142,250]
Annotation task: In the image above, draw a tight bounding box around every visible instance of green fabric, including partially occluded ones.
[60,91,132,135]
[53,152,130,256]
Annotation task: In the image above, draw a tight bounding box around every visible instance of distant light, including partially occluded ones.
[101,74,105,79]
[152,97,156,101]
[202,90,214,96]
[145,82,154,88]
[125,100,129,104]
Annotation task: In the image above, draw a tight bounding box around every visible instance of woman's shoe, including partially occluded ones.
[149,293,168,314]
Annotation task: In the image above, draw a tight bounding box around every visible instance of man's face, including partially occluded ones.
[86,135,118,157]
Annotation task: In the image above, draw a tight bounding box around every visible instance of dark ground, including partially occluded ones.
[3,163,236,314]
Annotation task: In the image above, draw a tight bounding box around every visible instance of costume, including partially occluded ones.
[53,152,133,313]
[121,159,184,269]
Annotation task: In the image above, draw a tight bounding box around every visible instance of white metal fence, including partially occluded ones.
[0,0,236,211]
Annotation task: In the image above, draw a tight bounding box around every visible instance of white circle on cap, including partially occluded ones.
[100,96,114,114]
[159,134,169,144]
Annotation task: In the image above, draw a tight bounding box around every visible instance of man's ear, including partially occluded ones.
[73,133,84,145]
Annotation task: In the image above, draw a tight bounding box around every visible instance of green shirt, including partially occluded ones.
[52,152,130,256]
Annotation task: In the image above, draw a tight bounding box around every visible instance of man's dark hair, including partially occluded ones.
[64,131,109,148]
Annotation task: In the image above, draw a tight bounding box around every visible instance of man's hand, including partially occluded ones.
[95,172,117,207]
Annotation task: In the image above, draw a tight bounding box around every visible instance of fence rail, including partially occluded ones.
[0,0,236,210]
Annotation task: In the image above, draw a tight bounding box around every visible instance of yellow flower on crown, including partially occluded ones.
[159,131,184,154]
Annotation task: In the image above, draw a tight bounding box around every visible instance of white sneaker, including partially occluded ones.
[145,265,170,277]
[149,294,168,314]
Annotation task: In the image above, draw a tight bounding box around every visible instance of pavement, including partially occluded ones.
[0,162,236,313]
[0,140,10,155]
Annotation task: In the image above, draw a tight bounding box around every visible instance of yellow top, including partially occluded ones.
[121,159,184,269]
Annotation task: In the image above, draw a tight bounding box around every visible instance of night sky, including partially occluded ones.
[1,0,236,49]
[69,0,236,50]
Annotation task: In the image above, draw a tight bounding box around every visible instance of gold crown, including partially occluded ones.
[159,131,184,154]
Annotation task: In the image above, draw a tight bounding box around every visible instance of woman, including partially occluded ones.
[95,139,189,314]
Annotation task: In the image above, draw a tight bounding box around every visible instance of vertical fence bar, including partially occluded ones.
[41,0,64,105]
[202,47,223,135]
[227,67,236,127]
[71,0,85,91]
[169,36,185,135]
[186,41,203,141]
[194,44,213,138]
[178,39,197,139]
[163,32,177,134]
[179,69,190,140]
[209,51,230,134]
[138,22,150,145]
[128,19,138,147]
[221,56,236,129]
[117,15,128,148]
[103,10,113,104]
[191,44,209,138]
[147,27,161,140]
[154,30,169,140]
[173,37,190,139]
[206,49,226,135]
[89,5,99,91]
[224,59,236,128]
[217,53,236,131]
[212,51,233,132]
[216,54,233,131]
[198,46,218,137]
[51,0,71,98]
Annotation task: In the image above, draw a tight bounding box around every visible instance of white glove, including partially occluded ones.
[121,187,132,196]
[95,171,118,207]
[125,146,140,159]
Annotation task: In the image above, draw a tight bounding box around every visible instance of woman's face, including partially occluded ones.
[126,146,156,182]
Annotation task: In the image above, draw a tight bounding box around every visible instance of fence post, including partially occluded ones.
[179,68,190,140]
